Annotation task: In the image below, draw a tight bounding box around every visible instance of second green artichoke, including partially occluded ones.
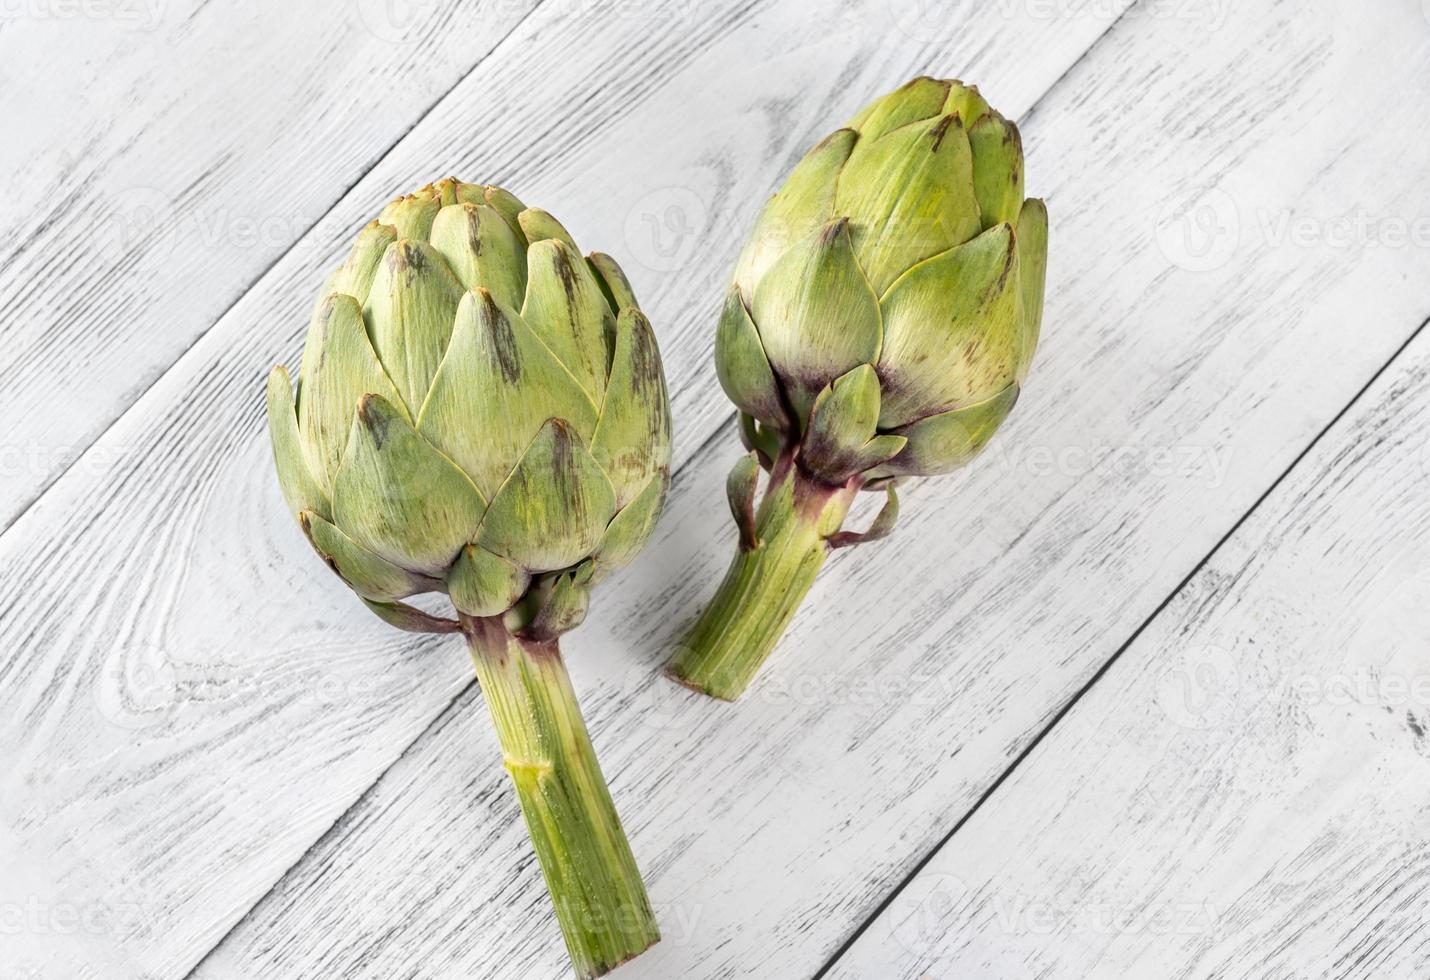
[669,77,1049,700]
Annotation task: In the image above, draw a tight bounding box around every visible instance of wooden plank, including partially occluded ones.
[824,324,1430,980]
[0,1,1126,977]
[190,2,1430,978]
[0,0,542,532]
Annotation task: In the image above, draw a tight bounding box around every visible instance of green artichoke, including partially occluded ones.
[266,177,669,977]
[669,77,1048,700]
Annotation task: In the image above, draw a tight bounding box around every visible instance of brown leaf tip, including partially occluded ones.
[929,114,962,152]
[820,217,851,246]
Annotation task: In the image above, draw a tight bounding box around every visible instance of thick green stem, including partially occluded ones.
[465,617,659,978]
[669,457,855,701]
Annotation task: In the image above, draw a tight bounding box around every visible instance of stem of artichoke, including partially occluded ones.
[463,616,660,978]
[668,452,856,701]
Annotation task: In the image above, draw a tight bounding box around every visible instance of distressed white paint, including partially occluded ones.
[188,1,1430,978]
[828,318,1430,980]
[0,0,1132,977]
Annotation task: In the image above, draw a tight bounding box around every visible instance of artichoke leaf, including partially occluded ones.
[483,186,528,245]
[802,365,907,484]
[360,598,462,634]
[968,111,1025,230]
[590,308,673,506]
[301,509,432,601]
[363,239,465,416]
[726,452,761,551]
[834,113,983,295]
[298,293,408,496]
[475,419,617,573]
[448,543,531,617]
[522,571,590,642]
[738,412,782,469]
[429,202,526,309]
[869,382,1020,479]
[587,252,640,313]
[324,221,397,309]
[378,191,440,241]
[849,76,950,140]
[520,239,616,402]
[829,484,900,550]
[591,470,668,580]
[1016,198,1050,379]
[417,288,598,499]
[943,81,991,129]
[517,208,578,252]
[876,222,1023,428]
[751,218,883,425]
[716,285,790,432]
[266,365,330,520]
[331,393,487,576]
[732,127,857,300]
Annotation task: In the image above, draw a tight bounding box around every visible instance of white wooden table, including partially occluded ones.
[4,1,1429,977]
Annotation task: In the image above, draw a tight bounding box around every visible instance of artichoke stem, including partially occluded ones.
[669,455,855,701]
[464,617,660,978]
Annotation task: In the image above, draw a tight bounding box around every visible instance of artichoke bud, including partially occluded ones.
[802,364,906,486]
[719,78,1047,491]
[267,179,673,639]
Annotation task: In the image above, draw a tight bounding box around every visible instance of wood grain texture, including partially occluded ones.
[0,1,1127,977]
[826,324,1430,980]
[189,1,1430,978]
[0,0,542,532]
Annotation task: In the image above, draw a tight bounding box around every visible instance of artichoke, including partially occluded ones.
[266,177,670,977]
[668,78,1048,700]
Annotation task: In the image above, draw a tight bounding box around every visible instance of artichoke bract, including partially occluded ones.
[668,78,1048,701]
[266,177,670,977]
